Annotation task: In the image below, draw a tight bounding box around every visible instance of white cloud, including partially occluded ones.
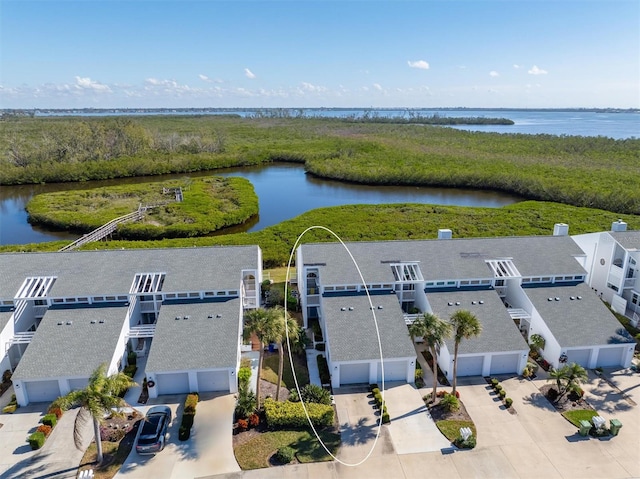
[407,60,429,70]
[75,76,111,92]
[244,68,256,79]
[373,83,383,91]
[489,71,500,77]
[300,82,327,93]
[199,74,212,82]
[528,65,548,75]
[513,64,521,69]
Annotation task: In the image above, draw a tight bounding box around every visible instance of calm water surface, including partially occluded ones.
[0,164,521,246]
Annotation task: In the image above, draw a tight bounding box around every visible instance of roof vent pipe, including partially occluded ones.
[438,229,453,240]
[553,223,569,236]
[611,219,627,232]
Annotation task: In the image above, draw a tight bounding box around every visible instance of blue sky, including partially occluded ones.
[1,0,638,109]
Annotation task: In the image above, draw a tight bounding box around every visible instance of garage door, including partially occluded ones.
[68,378,89,391]
[155,372,190,395]
[456,356,484,376]
[490,353,520,375]
[339,363,370,385]
[566,349,591,367]
[376,360,408,383]
[197,370,229,392]
[596,347,624,367]
[25,380,61,404]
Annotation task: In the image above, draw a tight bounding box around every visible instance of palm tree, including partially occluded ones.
[548,367,568,399]
[564,362,588,396]
[243,307,281,409]
[408,312,452,403]
[273,308,304,402]
[450,309,482,396]
[53,363,136,464]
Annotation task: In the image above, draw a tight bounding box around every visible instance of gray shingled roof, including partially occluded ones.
[524,283,634,348]
[299,235,586,286]
[145,298,241,373]
[322,293,416,362]
[0,246,260,301]
[609,231,640,251]
[12,305,127,381]
[427,290,529,355]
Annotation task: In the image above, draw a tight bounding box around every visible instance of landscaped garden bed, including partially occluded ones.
[425,391,477,449]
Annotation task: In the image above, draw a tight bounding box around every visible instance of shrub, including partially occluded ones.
[317,355,331,385]
[499,390,506,399]
[178,425,190,441]
[505,397,513,408]
[264,398,334,428]
[288,384,332,405]
[369,384,379,392]
[274,446,295,464]
[248,413,260,428]
[2,369,11,383]
[494,384,503,392]
[238,366,252,387]
[237,418,248,431]
[3,404,17,414]
[184,393,199,414]
[181,412,194,430]
[127,351,137,366]
[235,382,257,419]
[123,364,137,378]
[440,393,460,412]
[37,424,52,437]
[490,378,499,386]
[454,434,476,449]
[547,388,559,401]
[47,406,63,419]
[29,431,46,450]
[42,414,57,428]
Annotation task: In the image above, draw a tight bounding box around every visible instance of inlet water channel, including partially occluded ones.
[0,163,522,246]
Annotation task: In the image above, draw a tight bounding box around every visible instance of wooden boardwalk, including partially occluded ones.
[58,206,149,252]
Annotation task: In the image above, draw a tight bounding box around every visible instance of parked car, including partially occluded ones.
[135,405,172,454]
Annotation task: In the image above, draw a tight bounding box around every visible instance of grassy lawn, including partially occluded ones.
[562,409,598,427]
[261,351,310,389]
[435,420,477,442]
[234,429,339,470]
[265,267,296,284]
[78,440,130,479]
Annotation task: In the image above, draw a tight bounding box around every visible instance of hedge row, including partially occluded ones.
[179,393,199,441]
[263,398,334,428]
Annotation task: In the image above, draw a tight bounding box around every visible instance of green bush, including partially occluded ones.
[274,446,295,464]
[505,397,513,408]
[317,355,331,385]
[3,404,17,414]
[235,382,257,419]
[181,412,194,430]
[499,390,507,399]
[369,384,379,392]
[454,434,477,449]
[28,431,46,450]
[178,425,190,441]
[238,366,252,387]
[490,378,499,386]
[42,414,57,427]
[123,364,137,378]
[494,383,503,392]
[264,398,334,429]
[382,412,390,424]
[288,384,332,405]
[440,393,460,412]
[184,393,199,414]
[127,351,137,366]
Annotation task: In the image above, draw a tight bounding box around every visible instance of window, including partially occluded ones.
[607,282,620,292]
[391,263,423,282]
[495,279,505,287]
[204,291,215,297]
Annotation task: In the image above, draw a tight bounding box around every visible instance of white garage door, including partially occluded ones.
[566,349,591,367]
[596,347,624,367]
[156,372,190,395]
[376,360,408,383]
[196,370,229,392]
[339,363,370,385]
[456,356,484,377]
[25,380,61,404]
[68,378,89,391]
[490,353,520,375]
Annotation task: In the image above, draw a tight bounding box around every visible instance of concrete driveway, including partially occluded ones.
[115,392,240,479]
[0,403,91,479]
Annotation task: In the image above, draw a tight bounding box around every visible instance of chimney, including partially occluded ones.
[438,228,452,240]
[611,219,627,232]
[553,223,569,236]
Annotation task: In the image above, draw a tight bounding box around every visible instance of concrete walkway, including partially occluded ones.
[123,355,148,406]
[241,351,259,394]
[305,349,322,387]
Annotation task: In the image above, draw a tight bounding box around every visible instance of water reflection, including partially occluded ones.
[0,163,521,245]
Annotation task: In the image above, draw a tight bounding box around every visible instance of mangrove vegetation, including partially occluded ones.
[26,176,258,239]
[1,116,639,214]
[5,201,639,268]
